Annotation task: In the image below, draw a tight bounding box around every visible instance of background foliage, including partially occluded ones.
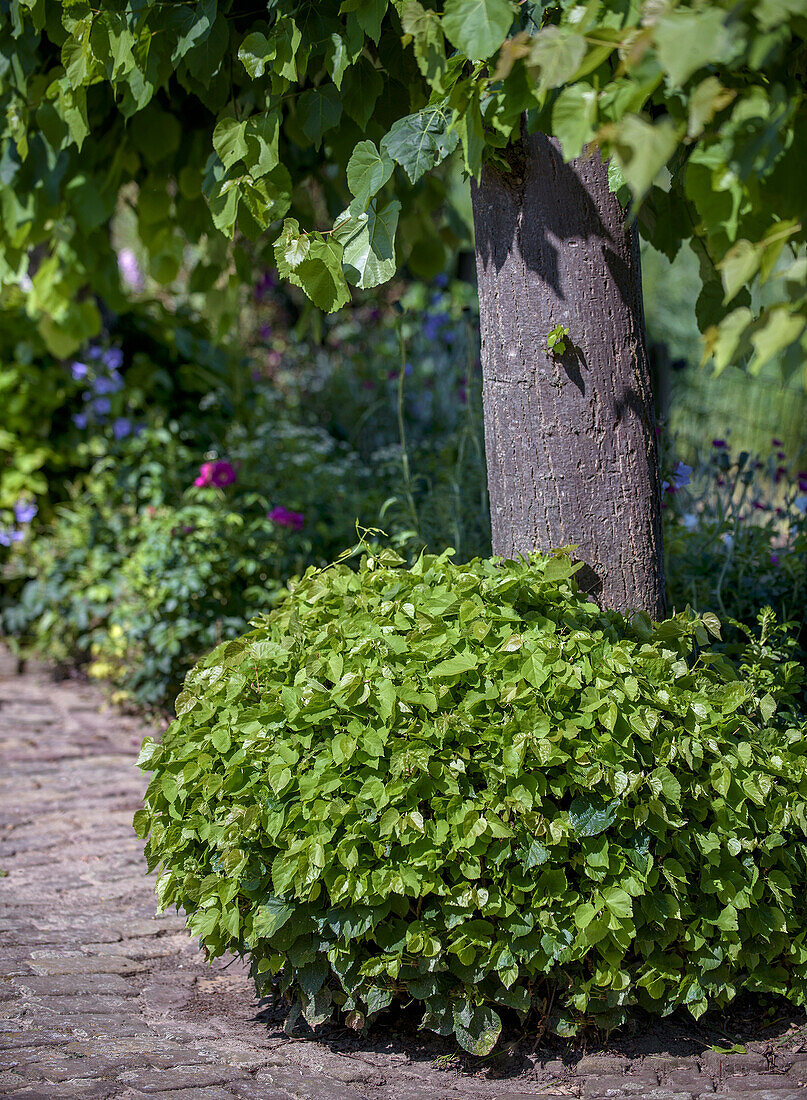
[1,0,806,382]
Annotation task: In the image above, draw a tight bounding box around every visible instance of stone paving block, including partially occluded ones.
[25,953,145,976]
[7,1080,119,1099]
[718,1074,804,1092]
[12,973,135,996]
[116,1064,238,1092]
[574,1056,631,1076]
[712,1092,806,1100]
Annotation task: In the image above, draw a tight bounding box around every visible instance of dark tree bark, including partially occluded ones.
[471,131,665,619]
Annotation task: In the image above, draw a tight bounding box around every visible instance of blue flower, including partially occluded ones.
[92,373,123,395]
[87,345,104,360]
[103,348,124,371]
[112,418,132,440]
[92,397,111,417]
[672,462,693,490]
[14,500,37,524]
[423,312,451,342]
[434,273,449,288]
[71,361,89,380]
[72,413,88,429]
[0,528,24,546]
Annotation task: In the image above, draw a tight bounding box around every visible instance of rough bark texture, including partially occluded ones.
[471,132,665,619]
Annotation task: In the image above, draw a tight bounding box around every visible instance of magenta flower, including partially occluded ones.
[771,554,779,566]
[268,506,305,531]
[194,461,236,488]
[210,461,236,487]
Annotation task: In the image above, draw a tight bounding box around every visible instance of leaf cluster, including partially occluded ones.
[138,548,807,1053]
[2,1,806,375]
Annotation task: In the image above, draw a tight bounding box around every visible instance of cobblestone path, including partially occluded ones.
[2,649,807,1099]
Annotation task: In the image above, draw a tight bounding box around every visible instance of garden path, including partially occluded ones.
[1,648,806,1100]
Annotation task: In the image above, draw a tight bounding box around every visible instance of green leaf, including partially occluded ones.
[346,141,395,210]
[568,795,619,838]
[654,9,736,87]
[429,651,479,677]
[402,1,446,84]
[334,199,401,289]
[245,113,280,177]
[291,237,351,313]
[452,1002,502,1055]
[213,118,248,171]
[442,0,515,61]
[297,86,343,149]
[749,308,806,374]
[719,240,761,304]
[528,26,586,93]
[381,103,459,183]
[552,83,597,160]
[253,897,294,938]
[238,31,274,79]
[342,57,384,129]
[610,115,680,202]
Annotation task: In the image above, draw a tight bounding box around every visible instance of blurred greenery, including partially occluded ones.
[643,244,807,464]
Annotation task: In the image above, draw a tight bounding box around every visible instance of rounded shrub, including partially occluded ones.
[137,549,807,1053]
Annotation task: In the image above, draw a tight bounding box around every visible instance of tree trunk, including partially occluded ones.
[471,132,665,619]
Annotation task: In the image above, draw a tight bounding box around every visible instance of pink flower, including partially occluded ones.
[268,506,305,531]
[194,462,215,487]
[194,461,236,488]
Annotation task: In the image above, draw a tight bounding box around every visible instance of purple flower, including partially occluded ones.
[14,500,37,524]
[193,460,236,489]
[671,462,692,490]
[103,348,124,372]
[92,397,111,417]
[113,418,132,440]
[71,361,89,380]
[72,413,88,429]
[0,528,24,546]
[798,473,807,493]
[712,439,727,449]
[770,553,780,566]
[259,324,273,342]
[268,506,305,531]
[255,271,276,300]
[210,461,236,487]
[92,374,123,395]
[423,312,450,342]
[752,500,768,511]
[87,345,104,360]
[434,273,449,288]
[772,438,783,446]
[118,247,144,291]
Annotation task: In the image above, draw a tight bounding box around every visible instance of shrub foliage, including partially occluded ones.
[137,550,807,1053]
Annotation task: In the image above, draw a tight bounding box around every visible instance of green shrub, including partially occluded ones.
[137,549,807,1054]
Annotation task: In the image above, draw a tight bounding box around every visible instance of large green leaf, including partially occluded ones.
[346,140,394,210]
[442,0,515,61]
[381,103,458,183]
[334,199,401,289]
[297,86,343,148]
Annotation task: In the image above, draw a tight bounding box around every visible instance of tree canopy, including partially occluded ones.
[1,0,805,380]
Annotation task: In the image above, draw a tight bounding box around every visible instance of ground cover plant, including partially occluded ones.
[137,548,807,1054]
